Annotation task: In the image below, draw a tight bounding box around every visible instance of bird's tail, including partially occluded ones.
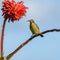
[39,32,44,37]
[40,34,44,37]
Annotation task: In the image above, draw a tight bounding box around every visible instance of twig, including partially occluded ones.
[7,29,60,60]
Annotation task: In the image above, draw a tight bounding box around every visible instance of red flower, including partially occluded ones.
[2,0,28,22]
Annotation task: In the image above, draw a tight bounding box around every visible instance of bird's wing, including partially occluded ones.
[35,23,39,29]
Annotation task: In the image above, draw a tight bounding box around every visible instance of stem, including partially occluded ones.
[1,19,7,57]
[7,29,60,60]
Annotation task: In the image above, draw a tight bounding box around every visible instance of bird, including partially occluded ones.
[28,19,43,37]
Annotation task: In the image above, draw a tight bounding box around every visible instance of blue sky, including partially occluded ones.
[0,0,60,60]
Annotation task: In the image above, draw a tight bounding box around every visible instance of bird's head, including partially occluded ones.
[27,19,34,23]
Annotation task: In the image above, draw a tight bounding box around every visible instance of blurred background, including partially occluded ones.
[0,0,60,60]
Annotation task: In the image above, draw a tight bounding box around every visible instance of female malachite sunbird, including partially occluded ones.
[28,19,43,37]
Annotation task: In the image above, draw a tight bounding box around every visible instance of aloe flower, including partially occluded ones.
[2,0,28,22]
[1,0,28,58]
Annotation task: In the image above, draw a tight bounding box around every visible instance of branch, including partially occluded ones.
[7,29,60,60]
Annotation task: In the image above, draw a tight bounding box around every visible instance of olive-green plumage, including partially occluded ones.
[29,19,43,37]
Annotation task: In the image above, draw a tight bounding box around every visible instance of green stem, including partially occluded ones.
[1,19,7,57]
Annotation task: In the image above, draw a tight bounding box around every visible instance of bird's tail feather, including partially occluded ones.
[40,34,44,37]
